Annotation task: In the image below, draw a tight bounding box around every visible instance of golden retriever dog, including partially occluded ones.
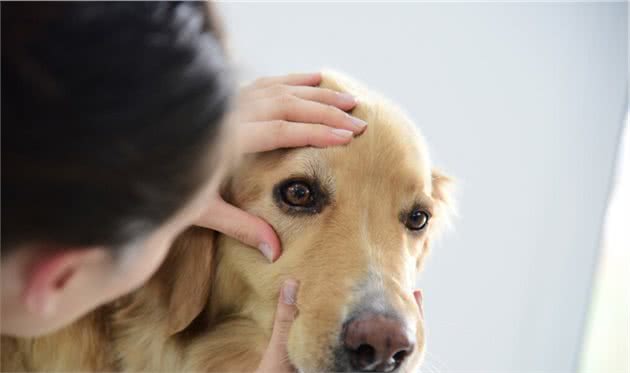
[1,71,453,372]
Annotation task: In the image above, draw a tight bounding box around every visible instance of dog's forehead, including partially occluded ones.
[318,71,433,194]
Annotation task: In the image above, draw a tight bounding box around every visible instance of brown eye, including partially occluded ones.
[405,209,430,231]
[282,181,313,207]
[274,178,329,215]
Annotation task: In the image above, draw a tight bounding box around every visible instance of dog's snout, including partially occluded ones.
[343,314,414,372]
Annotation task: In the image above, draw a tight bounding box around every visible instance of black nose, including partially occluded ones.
[343,314,414,372]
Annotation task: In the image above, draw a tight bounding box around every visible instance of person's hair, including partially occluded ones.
[1,2,233,254]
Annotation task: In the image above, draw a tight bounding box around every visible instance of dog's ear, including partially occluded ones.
[160,227,216,335]
[418,168,456,270]
[431,168,455,223]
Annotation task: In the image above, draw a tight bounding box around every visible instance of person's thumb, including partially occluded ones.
[413,289,423,319]
[255,279,299,373]
[195,195,282,262]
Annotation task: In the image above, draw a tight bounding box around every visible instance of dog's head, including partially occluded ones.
[163,71,454,372]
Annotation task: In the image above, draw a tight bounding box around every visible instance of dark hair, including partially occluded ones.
[1,2,233,254]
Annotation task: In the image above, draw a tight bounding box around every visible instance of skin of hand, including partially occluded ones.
[195,72,368,262]
[255,279,300,373]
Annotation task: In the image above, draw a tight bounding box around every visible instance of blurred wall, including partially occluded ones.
[218,3,628,372]
[579,112,629,373]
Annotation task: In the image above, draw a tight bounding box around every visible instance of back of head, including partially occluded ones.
[1,2,233,253]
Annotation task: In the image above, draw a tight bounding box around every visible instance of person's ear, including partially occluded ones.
[158,227,216,335]
[22,247,107,317]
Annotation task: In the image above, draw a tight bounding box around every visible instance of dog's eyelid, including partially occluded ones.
[279,169,335,197]
[405,201,433,217]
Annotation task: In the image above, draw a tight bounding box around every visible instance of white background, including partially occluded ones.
[218,3,628,372]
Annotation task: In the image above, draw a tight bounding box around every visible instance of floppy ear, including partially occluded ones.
[418,168,456,270]
[431,168,455,226]
[160,226,216,335]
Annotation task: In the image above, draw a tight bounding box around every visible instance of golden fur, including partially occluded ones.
[1,71,454,372]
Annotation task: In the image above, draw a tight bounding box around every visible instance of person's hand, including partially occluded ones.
[196,72,367,261]
[229,72,366,153]
[255,279,299,373]
[413,289,424,318]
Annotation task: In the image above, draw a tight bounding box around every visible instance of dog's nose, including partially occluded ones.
[343,314,414,372]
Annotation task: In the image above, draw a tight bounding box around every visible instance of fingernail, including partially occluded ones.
[258,242,274,262]
[337,92,357,106]
[281,279,299,305]
[331,128,353,139]
[347,113,367,131]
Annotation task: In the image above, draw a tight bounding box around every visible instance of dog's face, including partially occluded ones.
[203,73,453,372]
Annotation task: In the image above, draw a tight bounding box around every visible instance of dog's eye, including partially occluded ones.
[405,209,430,231]
[281,181,314,207]
[274,178,329,215]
